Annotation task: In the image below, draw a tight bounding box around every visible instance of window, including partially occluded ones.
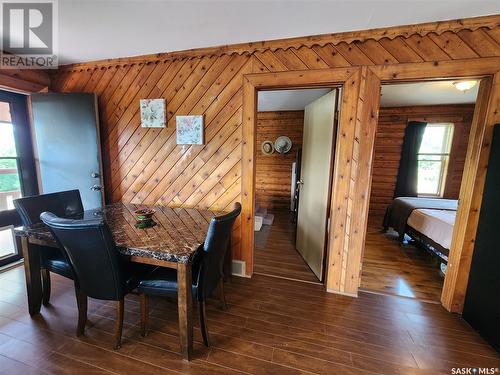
[0,104,22,211]
[0,102,22,263]
[417,123,454,197]
[0,91,37,267]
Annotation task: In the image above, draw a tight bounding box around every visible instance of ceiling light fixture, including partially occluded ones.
[453,80,477,92]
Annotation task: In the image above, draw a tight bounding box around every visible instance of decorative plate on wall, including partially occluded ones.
[261,140,275,155]
[274,136,292,154]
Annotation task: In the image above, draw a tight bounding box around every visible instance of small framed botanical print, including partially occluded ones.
[140,99,166,128]
[176,115,204,145]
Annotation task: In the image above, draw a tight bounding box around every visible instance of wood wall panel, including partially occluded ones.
[368,104,475,226]
[50,17,500,275]
[0,69,49,93]
[255,111,304,209]
[327,67,381,294]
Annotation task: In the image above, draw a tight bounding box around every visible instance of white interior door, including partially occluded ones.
[296,90,337,280]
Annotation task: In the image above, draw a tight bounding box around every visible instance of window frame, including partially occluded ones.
[0,118,25,203]
[0,90,38,267]
[0,91,37,197]
[416,122,454,198]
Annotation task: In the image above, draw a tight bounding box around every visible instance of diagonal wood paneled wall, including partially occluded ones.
[50,17,500,269]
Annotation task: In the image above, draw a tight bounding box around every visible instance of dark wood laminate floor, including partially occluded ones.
[361,227,445,302]
[254,209,319,283]
[0,265,498,374]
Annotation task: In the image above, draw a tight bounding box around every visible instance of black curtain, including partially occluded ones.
[394,121,427,198]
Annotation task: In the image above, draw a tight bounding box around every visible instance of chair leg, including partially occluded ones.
[41,268,51,306]
[140,294,149,337]
[218,278,227,311]
[75,287,87,337]
[198,301,210,347]
[114,298,125,350]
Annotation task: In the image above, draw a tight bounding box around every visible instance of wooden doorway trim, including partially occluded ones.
[373,58,500,313]
[441,75,500,312]
[242,66,381,292]
[242,57,500,313]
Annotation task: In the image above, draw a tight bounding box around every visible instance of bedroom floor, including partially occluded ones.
[360,227,444,302]
[254,209,320,283]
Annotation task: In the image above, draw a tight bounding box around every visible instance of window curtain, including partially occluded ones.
[394,121,427,198]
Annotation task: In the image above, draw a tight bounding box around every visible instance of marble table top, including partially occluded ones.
[14,203,222,264]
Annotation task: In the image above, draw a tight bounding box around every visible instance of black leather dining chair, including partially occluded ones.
[138,203,241,347]
[13,190,83,305]
[40,211,152,349]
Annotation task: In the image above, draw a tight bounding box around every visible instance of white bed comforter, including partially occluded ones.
[407,208,456,249]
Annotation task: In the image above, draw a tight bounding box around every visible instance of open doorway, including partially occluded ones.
[253,88,339,283]
[360,79,479,302]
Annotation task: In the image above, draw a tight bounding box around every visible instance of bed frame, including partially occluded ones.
[405,225,449,265]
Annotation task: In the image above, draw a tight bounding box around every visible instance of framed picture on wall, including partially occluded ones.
[176,115,204,145]
[140,99,166,128]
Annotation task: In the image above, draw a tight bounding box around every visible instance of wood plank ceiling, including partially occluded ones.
[51,23,500,261]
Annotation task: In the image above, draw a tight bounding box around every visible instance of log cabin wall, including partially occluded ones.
[255,111,304,210]
[0,69,49,92]
[49,15,500,272]
[369,104,475,226]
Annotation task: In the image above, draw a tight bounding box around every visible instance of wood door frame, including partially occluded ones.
[242,66,379,287]
[242,57,500,313]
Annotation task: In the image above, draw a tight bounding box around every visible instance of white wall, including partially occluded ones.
[258,89,331,111]
[57,1,500,64]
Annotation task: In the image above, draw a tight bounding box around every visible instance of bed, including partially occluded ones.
[383,197,458,264]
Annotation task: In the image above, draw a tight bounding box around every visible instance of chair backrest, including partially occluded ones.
[14,190,83,226]
[40,211,128,300]
[197,203,241,301]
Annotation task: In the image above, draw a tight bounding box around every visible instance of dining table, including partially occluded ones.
[14,202,223,361]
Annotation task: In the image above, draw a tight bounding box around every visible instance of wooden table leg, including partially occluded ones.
[20,237,42,316]
[177,263,193,361]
